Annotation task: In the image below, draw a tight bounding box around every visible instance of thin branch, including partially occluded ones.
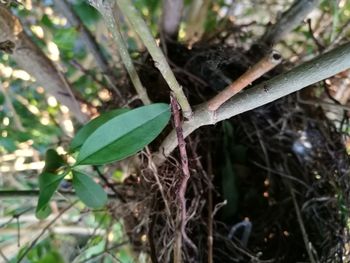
[0,249,9,263]
[207,50,282,111]
[253,0,320,56]
[54,0,123,99]
[155,41,350,164]
[89,0,151,105]
[289,185,317,263]
[115,0,193,118]
[16,201,77,263]
[93,165,126,203]
[161,0,183,39]
[0,190,117,199]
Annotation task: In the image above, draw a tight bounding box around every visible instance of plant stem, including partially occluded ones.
[254,0,320,55]
[161,0,183,39]
[207,50,282,111]
[116,0,193,118]
[155,41,350,164]
[89,0,151,105]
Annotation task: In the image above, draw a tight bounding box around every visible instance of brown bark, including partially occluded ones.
[0,6,87,123]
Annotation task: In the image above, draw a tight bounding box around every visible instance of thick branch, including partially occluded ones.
[115,0,193,117]
[161,0,183,39]
[54,0,123,98]
[156,42,350,164]
[0,6,87,123]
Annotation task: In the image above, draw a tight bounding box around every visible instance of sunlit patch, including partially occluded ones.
[56,146,66,155]
[264,178,269,186]
[44,7,53,15]
[40,115,50,126]
[81,103,89,113]
[63,119,74,134]
[2,130,8,137]
[47,41,60,61]
[339,0,346,8]
[91,99,101,107]
[60,105,69,113]
[0,63,13,78]
[178,24,186,40]
[14,159,45,171]
[141,234,147,243]
[30,25,44,39]
[36,86,45,94]
[3,117,10,126]
[98,89,111,101]
[12,69,31,81]
[108,232,114,242]
[47,96,58,107]
[141,7,149,17]
[27,104,40,115]
[67,155,76,165]
[0,165,10,172]
[24,0,32,10]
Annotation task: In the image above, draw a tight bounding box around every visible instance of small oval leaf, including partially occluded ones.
[36,172,66,219]
[72,171,107,208]
[70,109,129,152]
[76,103,171,165]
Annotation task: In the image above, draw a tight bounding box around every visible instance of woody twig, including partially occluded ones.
[207,50,282,111]
[171,94,197,262]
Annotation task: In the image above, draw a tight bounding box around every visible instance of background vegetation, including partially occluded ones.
[0,0,350,262]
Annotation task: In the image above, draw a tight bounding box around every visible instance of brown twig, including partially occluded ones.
[93,166,126,203]
[306,18,324,52]
[170,94,197,262]
[207,153,213,263]
[207,50,282,111]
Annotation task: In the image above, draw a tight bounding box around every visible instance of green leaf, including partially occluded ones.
[76,103,171,165]
[72,171,107,208]
[0,137,16,152]
[43,149,65,173]
[36,172,66,219]
[53,28,77,52]
[70,109,129,152]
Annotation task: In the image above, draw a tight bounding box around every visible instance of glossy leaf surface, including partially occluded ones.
[70,109,129,151]
[76,103,170,165]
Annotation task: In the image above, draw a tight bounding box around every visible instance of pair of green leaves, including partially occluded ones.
[36,104,171,219]
[36,150,108,219]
